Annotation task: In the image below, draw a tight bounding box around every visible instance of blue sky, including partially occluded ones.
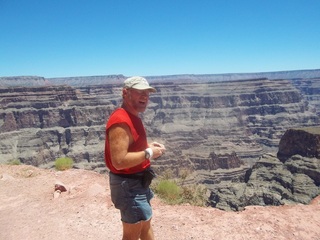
[1,0,319,78]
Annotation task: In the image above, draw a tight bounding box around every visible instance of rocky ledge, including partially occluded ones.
[0,71,319,211]
[206,127,320,211]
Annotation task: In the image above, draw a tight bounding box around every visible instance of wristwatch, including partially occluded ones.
[144,148,153,160]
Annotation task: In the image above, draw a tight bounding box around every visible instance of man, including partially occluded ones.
[105,76,166,240]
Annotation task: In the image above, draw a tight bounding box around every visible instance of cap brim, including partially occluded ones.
[132,85,157,92]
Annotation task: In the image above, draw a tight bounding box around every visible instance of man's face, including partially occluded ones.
[124,88,150,113]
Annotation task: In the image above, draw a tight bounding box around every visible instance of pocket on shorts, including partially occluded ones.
[110,179,130,210]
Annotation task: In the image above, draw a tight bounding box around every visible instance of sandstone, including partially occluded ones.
[0,71,320,211]
[277,127,320,161]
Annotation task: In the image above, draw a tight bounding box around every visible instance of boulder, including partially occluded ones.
[277,127,320,161]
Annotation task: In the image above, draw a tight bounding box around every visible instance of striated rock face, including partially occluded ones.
[0,71,320,211]
[277,128,320,161]
[191,152,244,171]
[0,85,121,171]
[208,128,320,211]
[0,76,319,169]
[146,77,319,187]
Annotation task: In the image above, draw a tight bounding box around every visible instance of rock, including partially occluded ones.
[285,155,320,184]
[208,129,320,211]
[291,173,319,204]
[53,190,61,199]
[55,181,67,192]
[277,127,320,161]
[0,72,320,211]
[0,73,319,174]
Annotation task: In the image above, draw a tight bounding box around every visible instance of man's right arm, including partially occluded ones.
[108,123,146,170]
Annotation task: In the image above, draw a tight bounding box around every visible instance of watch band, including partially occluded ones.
[144,147,153,159]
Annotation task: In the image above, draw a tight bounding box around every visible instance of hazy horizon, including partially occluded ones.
[1,1,319,78]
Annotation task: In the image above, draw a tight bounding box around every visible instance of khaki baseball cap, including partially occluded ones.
[124,76,156,92]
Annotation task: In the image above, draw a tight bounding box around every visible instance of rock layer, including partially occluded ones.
[0,71,320,210]
[208,128,320,211]
[0,75,319,170]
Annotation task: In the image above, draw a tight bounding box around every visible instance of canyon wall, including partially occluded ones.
[0,70,319,210]
[207,127,320,211]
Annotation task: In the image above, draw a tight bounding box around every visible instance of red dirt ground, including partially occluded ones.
[1,165,320,240]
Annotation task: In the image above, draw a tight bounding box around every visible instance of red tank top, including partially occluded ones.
[104,108,150,174]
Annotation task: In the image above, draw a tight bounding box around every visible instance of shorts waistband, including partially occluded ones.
[111,171,144,179]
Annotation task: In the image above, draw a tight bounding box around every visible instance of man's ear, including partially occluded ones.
[122,88,128,97]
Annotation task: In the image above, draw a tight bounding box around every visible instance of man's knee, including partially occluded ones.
[140,219,154,240]
[122,221,142,240]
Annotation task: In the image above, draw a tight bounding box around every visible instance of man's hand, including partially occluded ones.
[149,142,166,159]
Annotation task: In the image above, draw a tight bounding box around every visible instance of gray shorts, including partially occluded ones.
[109,172,154,224]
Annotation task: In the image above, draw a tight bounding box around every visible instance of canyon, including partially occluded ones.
[0,69,319,210]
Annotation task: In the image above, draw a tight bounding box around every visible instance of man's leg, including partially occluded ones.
[122,219,154,240]
[122,221,141,240]
[140,219,155,240]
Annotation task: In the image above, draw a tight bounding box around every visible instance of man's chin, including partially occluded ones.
[138,106,147,112]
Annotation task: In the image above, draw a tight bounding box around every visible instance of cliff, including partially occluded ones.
[207,127,320,211]
[0,70,320,210]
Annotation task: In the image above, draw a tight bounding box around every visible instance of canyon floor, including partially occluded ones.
[1,164,320,240]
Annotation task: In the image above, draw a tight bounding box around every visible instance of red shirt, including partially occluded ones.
[104,108,150,174]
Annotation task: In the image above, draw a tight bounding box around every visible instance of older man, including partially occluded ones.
[105,76,166,240]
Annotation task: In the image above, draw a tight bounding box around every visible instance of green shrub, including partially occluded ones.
[7,159,21,165]
[55,157,74,171]
[151,169,209,207]
[154,179,182,204]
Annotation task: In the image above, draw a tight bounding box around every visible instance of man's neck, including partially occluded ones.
[121,103,139,117]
